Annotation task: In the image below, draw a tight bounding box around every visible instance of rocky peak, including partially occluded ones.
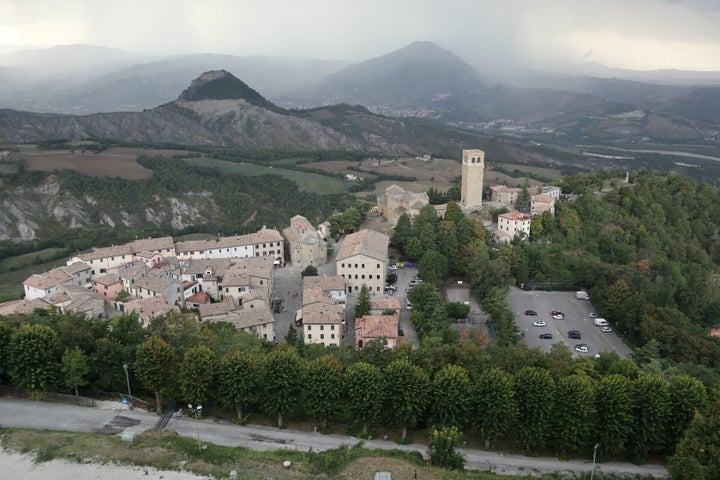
[178,70,284,113]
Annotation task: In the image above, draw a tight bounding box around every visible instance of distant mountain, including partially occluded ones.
[0,49,346,114]
[0,70,492,156]
[300,41,485,110]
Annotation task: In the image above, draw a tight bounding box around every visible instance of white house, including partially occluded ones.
[336,229,389,295]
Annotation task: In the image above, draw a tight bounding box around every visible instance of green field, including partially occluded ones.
[0,255,69,299]
[183,158,349,194]
[493,163,564,181]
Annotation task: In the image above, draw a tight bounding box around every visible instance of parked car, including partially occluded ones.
[405,287,413,293]
[533,320,546,327]
[601,326,613,333]
[388,265,398,271]
[384,284,396,292]
[539,333,553,339]
[588,313,598,318]
[593,318,609,327]
[551,310,565,319]
[568,330,582,339]
[525,309,538,316]
[575,344,589,353]
[406,301,412,311]
[386,274,397,284]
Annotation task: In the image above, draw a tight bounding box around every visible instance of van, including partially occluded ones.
[593,318,609,327]
[576,291,590,300]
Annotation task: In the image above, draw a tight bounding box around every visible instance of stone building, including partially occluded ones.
[282,215,327,266]
[336,229,389,295]
[376,184,429,225]
[461,149,485,210]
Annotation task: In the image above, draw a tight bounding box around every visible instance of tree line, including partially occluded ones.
[0,309,712,466]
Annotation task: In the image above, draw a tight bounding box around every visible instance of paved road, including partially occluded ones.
[0,398,668,478]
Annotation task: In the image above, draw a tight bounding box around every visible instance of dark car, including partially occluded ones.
[525,309,538,316]
[539,333,553,339]
[568,330,582,339]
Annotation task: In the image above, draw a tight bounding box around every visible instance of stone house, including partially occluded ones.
[282,215,327,266]
[336,229,389,295]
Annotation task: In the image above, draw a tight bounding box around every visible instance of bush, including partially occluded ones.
[428,426,465,470]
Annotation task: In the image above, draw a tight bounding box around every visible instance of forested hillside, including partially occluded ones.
[0,155,346,258]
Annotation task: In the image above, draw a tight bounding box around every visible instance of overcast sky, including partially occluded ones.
[1,0,720,71]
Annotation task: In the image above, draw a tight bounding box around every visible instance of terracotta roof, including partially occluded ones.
[0,298,51,315]
[303,275,345,292]
[199,299,235,318]
[336,229,389,262]
[499,211,532,221]
[371,298,402,311]
[230,305,274,329]
[356,314,399,340]
[63,261,90,275]
[124,296,179,323]
[76,244,133,261]
[93,273,121,286]
[302,301,345,324]
[180,258,233,275]
[175,239,210,253]
[129,236,175,253]
[531,194,554,203]
[135,250,160,260]
[490,185,522,193]
[186,291,211,304]
[23,269,73,290]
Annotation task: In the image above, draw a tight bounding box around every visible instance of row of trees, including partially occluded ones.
[0,310,712,462]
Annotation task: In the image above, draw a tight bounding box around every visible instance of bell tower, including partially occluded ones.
[461,149,484,209]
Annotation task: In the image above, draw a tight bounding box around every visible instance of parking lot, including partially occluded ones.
[506,287,633,358]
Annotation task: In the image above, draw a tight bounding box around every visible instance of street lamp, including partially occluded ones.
[590,443,600,480]
[122,363,131,398]
[188,404,203,453]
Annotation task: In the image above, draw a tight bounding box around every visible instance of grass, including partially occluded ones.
[182,157,349,195]
[0,248,68,273]
[0,428,505,480]
[0,256,69,299]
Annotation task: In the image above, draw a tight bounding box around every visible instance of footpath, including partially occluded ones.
[0,398,668,478]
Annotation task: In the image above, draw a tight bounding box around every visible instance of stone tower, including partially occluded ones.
[461,149,485,209]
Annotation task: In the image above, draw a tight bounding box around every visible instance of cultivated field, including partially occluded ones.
[183,157,350,195]
[15,146,191,179]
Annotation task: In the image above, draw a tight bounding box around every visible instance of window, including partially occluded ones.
[260,280,264,285]
[362,264,365,268]
[341,263,345,268]
[331,334,335,339]
[377,264,380,269]
[355,263,358,268]
[307,334,312,339]
[331,325,335,330]
[320,325,324,330]
[307,325,311,330]
[226,288,229,293]
[361,275,365,279]
[376,275,380,279]
[320,334,325,339]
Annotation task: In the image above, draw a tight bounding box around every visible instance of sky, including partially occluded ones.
[1,0,720,71]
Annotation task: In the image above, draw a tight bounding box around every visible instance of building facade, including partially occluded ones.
[495,211,532,244]
[336,229,389,295]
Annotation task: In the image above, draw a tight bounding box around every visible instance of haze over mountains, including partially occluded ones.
[1,41,720,154]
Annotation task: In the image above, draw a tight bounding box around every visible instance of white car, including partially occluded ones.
[588,313,599,318]
[406,301,412,311]
[533,320,546,327]
[575,344,589,353]
[601,326,613,333]
[388,265,398,271]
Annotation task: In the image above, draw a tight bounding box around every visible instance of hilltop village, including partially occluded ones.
[0,149,561,348]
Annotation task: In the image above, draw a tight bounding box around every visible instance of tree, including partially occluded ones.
[471,367,514,449]
[630,374,670,460]
[135,336,177,413]
[593,374,634,458]
[514,179,530,212]
[354,284,371,318]
[262,348,304,426]
[666,375,708,451]
[430,364,472,429]
[391,213,412,249]
[8,324,60,392]
[0,320,11,378]
[344,362,382,435]
[429,426,465,470]
[217,350,259,420]
[91,338,127,392]
[404,237,424,262]
[61,347,90,399]
[301,265,318,278]
[551,374,595,455]
[304,355,343,429]
[382,359,430,439]
[179,345,216,407]
[512,366,554,452]
[419,249,449,287]
[284,325,299,345]
[668,397,720,480]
